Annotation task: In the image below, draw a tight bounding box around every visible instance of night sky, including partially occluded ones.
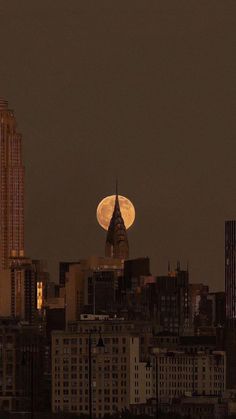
[1,1,236,290]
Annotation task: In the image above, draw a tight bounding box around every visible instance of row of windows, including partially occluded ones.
[159,382,224,389]
[54,402,121,412]
[159,357,224,365]
[55,337,128,346]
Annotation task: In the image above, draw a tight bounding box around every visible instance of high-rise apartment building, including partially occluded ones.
[225,220,236,325]
[65,256,123,323]
[154,265,190,334]
[0,98,24,270]
[52,318,153,416]
[10,257,37,323]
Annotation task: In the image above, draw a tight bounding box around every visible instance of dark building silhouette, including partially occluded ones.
[86,270,118,314]
[213,292,226,327]
[10,257,37,323]
[59,261,79,287]
[225,221,236,389]
[188,284,225,332]
[116,258,151,318]
[118,262,190,328]
[0,318,44,412]
[124,257,150,290]
[45,306,65,339]
[224,327,236,389]
[225,220,236,326]
[154,264,190,334]
[105,191,129,260]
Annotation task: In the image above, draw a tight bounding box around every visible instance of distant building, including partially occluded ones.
[0,318,44,412]
[188,283,209,327]
[224,327,236,389]
[85,269,118,314]
[105,191,129,260]
[225,221,236,388]
[33,259,50,313]
[150,348,226,404]
[188,284,226,334]
[215,292,226,326]
[10,257,37,323]
[152,333,220,354]
[65,256,123,323]
[45,305,65,340]
[208,292,226,327]
[165,395,227,419]
[178,335,218,352]
[0,258,48,321]
[123,257,151,290]
[0,99,25,270]
[59,261,80,287]
[0,270,11,316]
[154,264,190,334]
[225,220,236,326]
[51,318,153,416]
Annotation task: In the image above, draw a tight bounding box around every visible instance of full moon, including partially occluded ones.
[96,195,135,231]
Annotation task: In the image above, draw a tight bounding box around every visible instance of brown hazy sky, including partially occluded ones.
[1,0,236,289]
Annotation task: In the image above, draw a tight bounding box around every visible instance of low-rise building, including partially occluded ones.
[150,348,226,404]
[164,395,227,419]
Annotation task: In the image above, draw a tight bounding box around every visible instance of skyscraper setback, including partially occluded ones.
[0,99,24,269]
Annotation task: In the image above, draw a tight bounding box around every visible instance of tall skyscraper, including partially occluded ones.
[0,98,24,269]
[225,220,236,325]
[105,190,129,260]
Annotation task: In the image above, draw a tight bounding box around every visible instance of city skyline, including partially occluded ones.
[1,1,236,290]
[0,93,232,292]
[0,2,236,418]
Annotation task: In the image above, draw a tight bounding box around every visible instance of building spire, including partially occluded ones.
[105,184,129,260]
[115,178,118,197]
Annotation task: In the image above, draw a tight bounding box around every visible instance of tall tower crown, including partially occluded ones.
[105,184,129,260]
[0,98,24,269]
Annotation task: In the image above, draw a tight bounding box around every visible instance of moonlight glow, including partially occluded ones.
[96,195,135,231]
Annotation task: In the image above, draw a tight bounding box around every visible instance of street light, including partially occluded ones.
[146,354,158,419]
[88,330,105,419]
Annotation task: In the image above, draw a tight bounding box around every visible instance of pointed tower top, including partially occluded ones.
[105,183,129,260]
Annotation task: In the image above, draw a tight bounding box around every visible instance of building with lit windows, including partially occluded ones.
[10,257,37,323]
